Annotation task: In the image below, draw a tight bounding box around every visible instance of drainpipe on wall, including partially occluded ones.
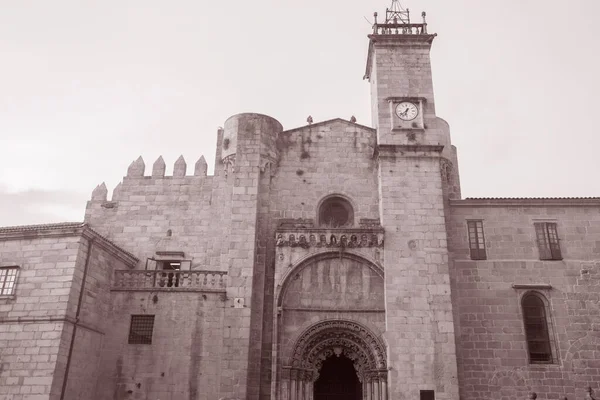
[60,236,95,400]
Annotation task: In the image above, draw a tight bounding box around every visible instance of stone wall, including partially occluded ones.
[94,291,226,400]
[84,167,228,273]
[0,224,136,400]
[377,152,459,400]
[448,200,600,400]
[61,233,133,400]
[0,231,82,399]
[272,120,380,224]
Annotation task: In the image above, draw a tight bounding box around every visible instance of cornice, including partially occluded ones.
[512,284,553,290]
[374,144,444,159]
[451,198,600,208]
[282,118,375,135]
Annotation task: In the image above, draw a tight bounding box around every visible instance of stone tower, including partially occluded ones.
[365,2,460,399]
[219,113,283,400]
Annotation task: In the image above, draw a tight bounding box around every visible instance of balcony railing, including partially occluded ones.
[113,270,227,292]
[372,23,428,35]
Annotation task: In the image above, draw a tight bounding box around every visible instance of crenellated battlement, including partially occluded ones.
[86,155,214,203]
[84,151,230,274]
[125,155,208,179]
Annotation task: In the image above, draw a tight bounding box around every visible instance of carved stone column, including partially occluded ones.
[373,375,380,400]
[290,370,298,400]
[307,380,314,400]
[280,367,291,400]
[366,377,372,400]
[380,376,387,400]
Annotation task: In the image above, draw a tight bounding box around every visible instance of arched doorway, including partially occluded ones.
[314,354,361,400]
[281,320,388,400]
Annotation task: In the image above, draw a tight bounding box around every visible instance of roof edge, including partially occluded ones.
[0,222,138,266]
[451,198,600,208]
[282,118,375,135]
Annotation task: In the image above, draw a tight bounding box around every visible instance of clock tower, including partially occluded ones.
[366,2,461,400]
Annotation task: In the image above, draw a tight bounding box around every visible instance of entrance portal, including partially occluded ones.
[281,319,388,400]
[314,355,361,400]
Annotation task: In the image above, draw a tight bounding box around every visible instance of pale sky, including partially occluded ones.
[1,0,599,226]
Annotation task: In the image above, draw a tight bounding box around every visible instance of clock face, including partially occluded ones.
[395,102,419,121]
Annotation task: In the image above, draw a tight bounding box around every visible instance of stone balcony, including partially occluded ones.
[112,269,227,292]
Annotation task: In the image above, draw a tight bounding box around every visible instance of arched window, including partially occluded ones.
[318,196,354,228]
[522,293,552,363]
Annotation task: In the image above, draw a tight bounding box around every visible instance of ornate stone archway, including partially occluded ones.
[281,320,388,400]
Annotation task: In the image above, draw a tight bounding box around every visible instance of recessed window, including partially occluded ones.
[319,196,354,227]
[158,260,181,288]
[159,260,181,270]
[534,222,562,260]
[420,390,435,400]
[467,220,486,260]
[522,293,552,363]
[128,315,155,344]
[0,266,19,296]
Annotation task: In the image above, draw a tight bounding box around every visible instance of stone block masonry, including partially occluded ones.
[2,8,599,399]
[0,223,137,400]
[93,292,226,400]
[448,200,600,400]
[377,150,459,400]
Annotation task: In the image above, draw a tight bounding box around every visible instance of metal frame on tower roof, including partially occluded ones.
[385,0,410,24]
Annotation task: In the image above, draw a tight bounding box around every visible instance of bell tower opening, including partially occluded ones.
[314,354,361,400]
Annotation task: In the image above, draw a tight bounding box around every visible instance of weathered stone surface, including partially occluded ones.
[1,11,599,400]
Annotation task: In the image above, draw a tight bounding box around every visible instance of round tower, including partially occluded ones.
[218,112,283,400]
[221,113,282,176]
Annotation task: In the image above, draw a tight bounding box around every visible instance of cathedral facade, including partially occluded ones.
[1,3,599,400]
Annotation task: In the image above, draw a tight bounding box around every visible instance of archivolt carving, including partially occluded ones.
[288,319,387,381]
[307,338,373,381]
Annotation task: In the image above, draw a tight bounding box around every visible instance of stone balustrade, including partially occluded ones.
[113,270,227,292]
[372,22,427,35]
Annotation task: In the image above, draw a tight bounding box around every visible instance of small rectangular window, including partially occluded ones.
[420,390,435,400]
[467,220,486,260]
[534,223,562,260]
[128,315,155,344]
[0,266,19,296]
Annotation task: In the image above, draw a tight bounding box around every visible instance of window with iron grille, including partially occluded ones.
[0,266,19,296]
[534,222,562,260]
[128,315,155,344]
[467,220,486,260]
[522,293,553,363]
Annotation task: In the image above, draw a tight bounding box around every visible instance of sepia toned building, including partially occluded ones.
[1,2,599,399]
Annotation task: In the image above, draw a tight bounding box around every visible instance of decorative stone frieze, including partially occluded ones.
[275,229,384,249]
